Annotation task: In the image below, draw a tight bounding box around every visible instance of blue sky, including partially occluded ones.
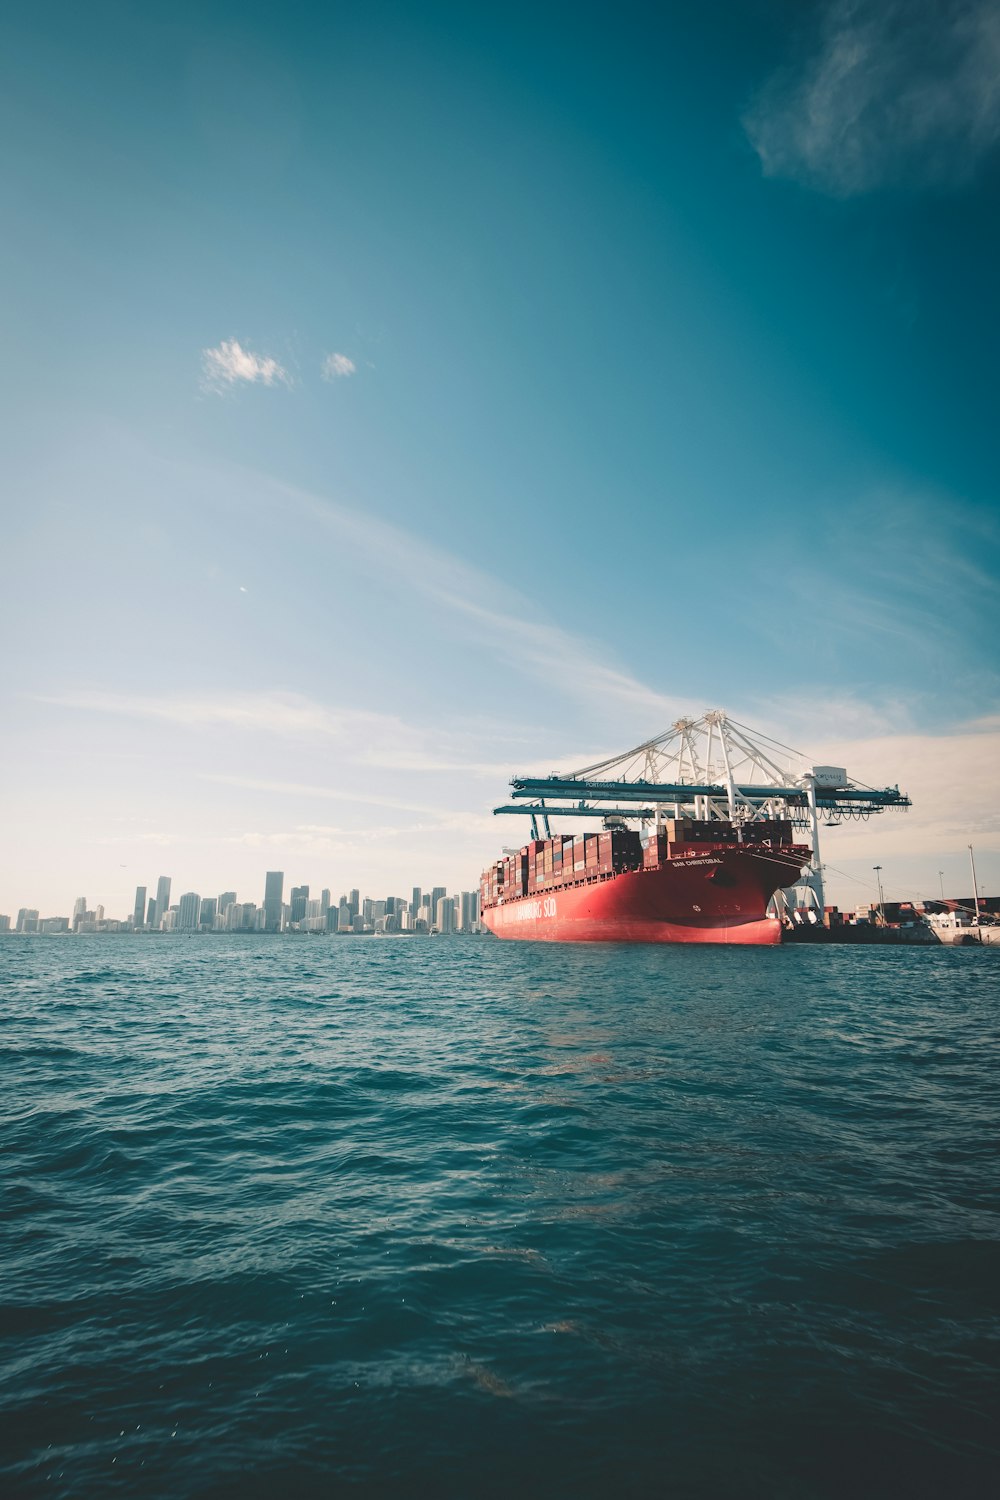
[2,0,998,916]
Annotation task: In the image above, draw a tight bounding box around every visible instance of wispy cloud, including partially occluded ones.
[321,352,356,379]
[754,692,916,746]
[37,691,521,779]
[201,338,291,391]
[744,0,1000,195]
[41,689,370,736]
[280,479,684,728]
[224,813,495,850]
[199,772,441,815]
[809,722,1000,860]
[747,486,1000,712]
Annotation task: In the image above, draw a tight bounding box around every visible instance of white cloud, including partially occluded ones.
[201,338,291,391]
[279,479,684,728]
[41,689,367,736]
[832,726,1000,846]
[741,486,1000,722]
[223,812,496,851]
[744,0,1000,195]
[321,352,356,379]
[38,691,521,779]
[199,772,443,816]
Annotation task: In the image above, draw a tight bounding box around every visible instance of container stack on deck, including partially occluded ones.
[481,820,797,910]
[481,829,644,908]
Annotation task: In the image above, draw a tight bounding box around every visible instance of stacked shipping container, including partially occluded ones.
[482,821,796,908]
[481,829,645,907]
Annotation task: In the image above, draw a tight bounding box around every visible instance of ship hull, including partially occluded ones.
[482,849,803,945]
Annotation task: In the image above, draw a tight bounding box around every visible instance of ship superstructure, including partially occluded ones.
[481,712,910,945]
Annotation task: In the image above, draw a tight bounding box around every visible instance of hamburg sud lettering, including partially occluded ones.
[498,896,557,925]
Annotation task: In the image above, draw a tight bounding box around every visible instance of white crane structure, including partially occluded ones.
[494,710,911,913]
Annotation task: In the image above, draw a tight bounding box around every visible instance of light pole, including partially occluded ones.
[968,845,982,929]
[873,865,886,927]
[938,870,945,900]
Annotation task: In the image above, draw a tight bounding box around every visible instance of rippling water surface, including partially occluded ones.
[2,936,998,1497]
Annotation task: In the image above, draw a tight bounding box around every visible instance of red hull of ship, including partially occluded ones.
[483,849,803,945]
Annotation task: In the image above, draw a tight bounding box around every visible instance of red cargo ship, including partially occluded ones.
[480,820,809,945]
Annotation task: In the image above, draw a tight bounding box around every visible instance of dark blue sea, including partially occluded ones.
[1,936,998,1498]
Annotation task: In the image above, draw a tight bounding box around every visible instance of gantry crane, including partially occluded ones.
[493,710,910,911]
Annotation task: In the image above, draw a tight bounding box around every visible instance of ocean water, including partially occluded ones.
[1,936,997,1498]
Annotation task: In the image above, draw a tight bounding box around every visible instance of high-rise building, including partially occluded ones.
[349,889,360,918]
[0,915,10,933]
[146,896,157,927]
[133,886,147,929]
[431,887,447,918]
[199,897,217,930]
[218,891,236,912]
[320,888,331,915]
[16,908,40,933]
[263,871,284,933]
[177,893,201,929]
[458,890,479,931]
[436,895,456,933]
[153,876,171,930]
[411,887,422,916]
[290,885,309,923]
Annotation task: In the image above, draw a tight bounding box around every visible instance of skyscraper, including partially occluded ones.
[177,892,201,930]
[154,876,171,929]
[263,871,284,933]
[290,885,309,923]
[436,895,456,933]
[133,886,146,929]
[411,886,422,915]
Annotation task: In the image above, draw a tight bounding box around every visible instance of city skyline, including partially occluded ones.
[3,869,482,937]
[2,2,998,918]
